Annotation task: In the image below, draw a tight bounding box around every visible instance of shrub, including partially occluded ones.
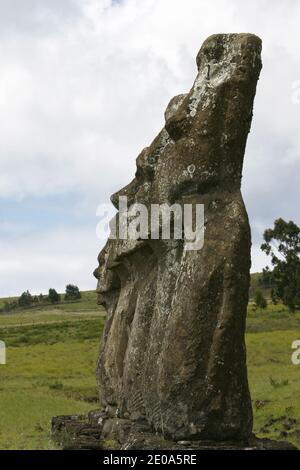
[64,284,81,301]
[18,291,33,308]
[254,290,267,310]
[48,288,61,304]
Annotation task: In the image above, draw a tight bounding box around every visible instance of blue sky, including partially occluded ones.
[0,0,300,297]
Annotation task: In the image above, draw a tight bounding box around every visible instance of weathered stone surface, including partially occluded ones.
[52,412,297,450]
[51,414,104,450]
[93,33,263,443]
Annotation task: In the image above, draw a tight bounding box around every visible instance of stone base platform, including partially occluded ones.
[51,410,297,451]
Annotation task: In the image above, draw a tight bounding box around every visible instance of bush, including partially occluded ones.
[48,288,61,304]
[64,285,81,301]
[254,290,267,310]
[18,291,33,308]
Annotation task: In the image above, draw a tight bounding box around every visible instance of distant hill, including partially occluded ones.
[250,272,273,300]
[1,275,270,312]
[0,290,100,314]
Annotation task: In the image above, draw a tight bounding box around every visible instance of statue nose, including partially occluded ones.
[110,190,121,209]
[93,267,100,279]
[110,179,137,209]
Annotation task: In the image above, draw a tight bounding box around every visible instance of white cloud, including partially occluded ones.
[0,0,300,294]
[1,0,299,200]
[0,226,102,297]
[0,0,82,36]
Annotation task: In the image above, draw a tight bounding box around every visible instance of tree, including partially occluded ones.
[48,288,61,304]
[261,218,300,312]
[64,284,81,301]
[18,290,33,308]
[254,290,267,310]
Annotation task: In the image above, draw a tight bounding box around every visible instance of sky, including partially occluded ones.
[0,0,300,297]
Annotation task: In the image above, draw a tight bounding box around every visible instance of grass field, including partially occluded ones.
[0,290,300,449]
[0,292,105,450]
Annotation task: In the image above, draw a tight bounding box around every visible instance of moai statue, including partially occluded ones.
[94,33,262,442]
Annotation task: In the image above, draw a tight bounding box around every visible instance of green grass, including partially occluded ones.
[246,301,300,448]
[1,288,300,449]
[247,330,300,448]
[0,341,101,450]
[247,302,300,333]
[1,318,104,347]
[0,292,106,450]
[0,309,102,328]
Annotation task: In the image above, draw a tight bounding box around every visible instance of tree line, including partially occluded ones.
[254,218,300,312]
[1,284,81,313]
